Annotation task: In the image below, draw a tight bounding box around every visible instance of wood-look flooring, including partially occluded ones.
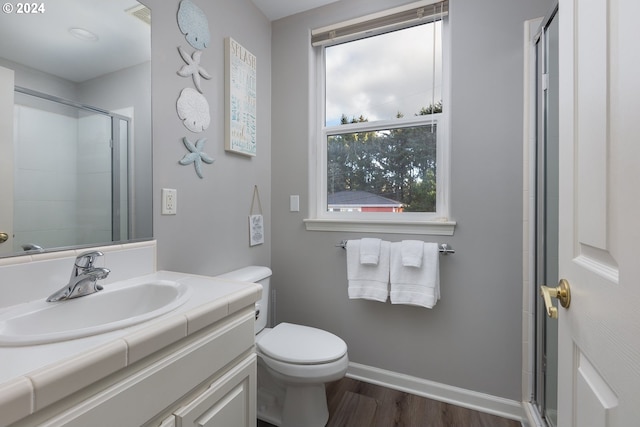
[257,377,522,427]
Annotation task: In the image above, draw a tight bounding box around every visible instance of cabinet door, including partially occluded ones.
[175,354,256,427]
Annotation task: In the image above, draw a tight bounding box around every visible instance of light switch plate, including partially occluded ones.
[290,195,300,212]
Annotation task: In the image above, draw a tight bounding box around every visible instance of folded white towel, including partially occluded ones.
[401,240,424,267]
[390,242,440,308]
[346,240,390,302]
[360,238,382,265]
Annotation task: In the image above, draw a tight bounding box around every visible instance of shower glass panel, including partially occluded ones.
[543,13,559,426]
[534,6,559,427]
[12,89,130,252]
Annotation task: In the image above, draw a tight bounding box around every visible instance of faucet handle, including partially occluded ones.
[75,250,104,269]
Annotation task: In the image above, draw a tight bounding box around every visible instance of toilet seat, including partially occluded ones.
[256,323,349,383]
[257,323,347,365]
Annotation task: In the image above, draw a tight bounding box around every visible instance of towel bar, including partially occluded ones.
[336,240,455,255]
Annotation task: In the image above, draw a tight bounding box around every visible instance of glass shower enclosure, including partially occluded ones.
[533,4,559,426]
[12,87,131,253]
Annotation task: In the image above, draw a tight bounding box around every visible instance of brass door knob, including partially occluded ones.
[540,279,571,319]
[0,232,8,244]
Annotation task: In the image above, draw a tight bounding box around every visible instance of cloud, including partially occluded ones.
[325,22,442,125]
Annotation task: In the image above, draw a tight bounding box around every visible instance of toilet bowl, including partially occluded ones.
[217,266,348,427]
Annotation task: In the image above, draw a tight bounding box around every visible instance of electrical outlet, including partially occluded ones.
[161,188,177,215]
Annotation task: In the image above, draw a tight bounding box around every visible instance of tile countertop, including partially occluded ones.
[0,271,262,426]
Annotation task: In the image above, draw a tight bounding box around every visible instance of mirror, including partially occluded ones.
[0,0,152,258]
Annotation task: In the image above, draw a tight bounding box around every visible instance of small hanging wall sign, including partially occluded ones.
[249,185,264,246]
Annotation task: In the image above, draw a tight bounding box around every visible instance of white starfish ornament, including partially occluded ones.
[177,46,212,93]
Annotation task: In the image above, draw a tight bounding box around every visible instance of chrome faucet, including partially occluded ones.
[21,243,44,253]
[46,251,110,302]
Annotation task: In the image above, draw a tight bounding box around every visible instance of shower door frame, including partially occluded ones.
[522,3,559,426]
[535,5,560,425]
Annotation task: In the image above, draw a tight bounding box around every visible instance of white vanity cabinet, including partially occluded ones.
[169,352,255,426]
[9,307,257,427]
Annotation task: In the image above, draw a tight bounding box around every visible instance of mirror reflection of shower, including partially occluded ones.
[0,0,152,258]
[12,87,131,253]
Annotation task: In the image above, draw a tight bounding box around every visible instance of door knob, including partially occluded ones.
[540,279,571,319]
[0,232,8,244]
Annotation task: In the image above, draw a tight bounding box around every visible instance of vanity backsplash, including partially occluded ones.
[0,241,156,309]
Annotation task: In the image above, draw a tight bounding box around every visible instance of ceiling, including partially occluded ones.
[0,0,150,83]
[251,0,341,21]
[0,0,337,84]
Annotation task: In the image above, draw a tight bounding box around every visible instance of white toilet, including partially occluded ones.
[217,266,348,427]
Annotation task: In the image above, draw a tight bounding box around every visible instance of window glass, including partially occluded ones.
[324,22,442,215]
[327,123,437,213]
[325,22,442,126]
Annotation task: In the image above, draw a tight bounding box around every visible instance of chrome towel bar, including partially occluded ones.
[336,240,455,255]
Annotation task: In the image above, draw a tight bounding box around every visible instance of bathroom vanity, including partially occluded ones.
[0,243,261,427]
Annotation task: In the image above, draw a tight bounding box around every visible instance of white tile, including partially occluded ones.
[185,297,229,335]
[29,339,128,411]
[228,285,262,315]
[124,315,188,365]
[103,245,156,283]
[0,376,33,426]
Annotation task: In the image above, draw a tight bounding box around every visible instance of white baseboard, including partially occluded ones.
[346,362,526,424]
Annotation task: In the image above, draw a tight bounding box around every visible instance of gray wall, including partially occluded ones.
[147,0,271,275]
[271,0,551,401]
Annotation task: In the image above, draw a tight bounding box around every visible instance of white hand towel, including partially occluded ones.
[360,238,382,265]
[390,242,440,308]
[401,240,424,267]
[346,240,390,302]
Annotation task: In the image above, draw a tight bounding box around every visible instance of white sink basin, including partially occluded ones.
[0,280,192,346]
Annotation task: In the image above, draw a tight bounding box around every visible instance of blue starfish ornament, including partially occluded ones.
[177,46,212,93]
[179,137,214,178]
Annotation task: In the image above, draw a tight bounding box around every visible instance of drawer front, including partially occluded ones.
[37,310,255,427]
[174,353,256,427]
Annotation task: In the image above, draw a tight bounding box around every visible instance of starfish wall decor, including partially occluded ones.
[177,46,212,93]
[179,136,215,178]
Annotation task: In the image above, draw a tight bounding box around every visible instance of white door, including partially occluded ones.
[0,66,14,257]
[556,0,640,425]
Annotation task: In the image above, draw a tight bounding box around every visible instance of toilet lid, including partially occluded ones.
[257,323,347,365]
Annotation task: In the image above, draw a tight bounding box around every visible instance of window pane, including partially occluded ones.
[327,123,437,213]
[325,22,442,126]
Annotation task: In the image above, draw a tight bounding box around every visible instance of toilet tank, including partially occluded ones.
[216,266,272,334]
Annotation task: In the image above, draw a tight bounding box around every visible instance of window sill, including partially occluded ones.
[303,218,456,235]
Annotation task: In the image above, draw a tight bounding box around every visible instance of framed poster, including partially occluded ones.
[225,37,257,156]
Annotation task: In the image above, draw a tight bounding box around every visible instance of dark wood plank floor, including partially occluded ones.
[257,377,522,427]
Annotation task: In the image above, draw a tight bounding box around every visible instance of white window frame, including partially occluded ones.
[305,1,455,235]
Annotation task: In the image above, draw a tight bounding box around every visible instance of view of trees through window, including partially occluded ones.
[324,21,443,214]
[327,106,440,213]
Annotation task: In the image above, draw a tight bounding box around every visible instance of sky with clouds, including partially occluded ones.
[325,22,442,126]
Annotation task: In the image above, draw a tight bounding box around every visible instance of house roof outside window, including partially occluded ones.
[328,190,403,212]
